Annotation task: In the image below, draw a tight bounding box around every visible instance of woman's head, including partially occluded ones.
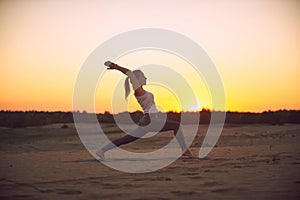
[124,70,147,99]
[134,70,147,85]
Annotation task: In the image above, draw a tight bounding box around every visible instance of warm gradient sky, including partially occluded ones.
[1,0,299,113]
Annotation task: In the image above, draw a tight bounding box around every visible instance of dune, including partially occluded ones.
[0,123,300,199]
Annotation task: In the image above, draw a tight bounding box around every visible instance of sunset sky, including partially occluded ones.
[1,0,299,113]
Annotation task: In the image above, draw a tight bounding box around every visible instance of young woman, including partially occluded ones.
[96,61,193,159]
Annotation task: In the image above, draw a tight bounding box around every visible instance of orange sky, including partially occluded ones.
[1,0,299,113]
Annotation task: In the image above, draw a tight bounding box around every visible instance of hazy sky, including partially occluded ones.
[1,0,299,113]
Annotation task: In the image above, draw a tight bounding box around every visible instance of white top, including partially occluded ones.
[135,91,158,113]
[126,71,158,113]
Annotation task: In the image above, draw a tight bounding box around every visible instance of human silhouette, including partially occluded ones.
[96,61,193,159]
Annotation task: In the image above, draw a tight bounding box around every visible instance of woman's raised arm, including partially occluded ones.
[104,61,145,96]
[105,61,129,74]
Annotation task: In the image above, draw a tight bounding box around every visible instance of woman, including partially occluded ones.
[96,61,193,159]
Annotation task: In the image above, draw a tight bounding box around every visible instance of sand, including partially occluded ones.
[0,123,300,199]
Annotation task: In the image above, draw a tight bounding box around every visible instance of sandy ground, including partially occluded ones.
[0,123,300,200]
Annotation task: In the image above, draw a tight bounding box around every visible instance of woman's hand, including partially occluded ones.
[104,61,130,74]
[104,61,118,70]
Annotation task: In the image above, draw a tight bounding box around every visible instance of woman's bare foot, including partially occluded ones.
[182,149,193,158]
[96,149,105,160]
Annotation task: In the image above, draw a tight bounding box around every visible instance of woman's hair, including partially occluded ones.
[124,70,143,100]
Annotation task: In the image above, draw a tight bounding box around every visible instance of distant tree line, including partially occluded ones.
[0,111,74,128]
[0,109,299,128]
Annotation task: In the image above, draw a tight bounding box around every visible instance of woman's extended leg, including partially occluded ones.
[96,127,148,159]
[101,134,138,152]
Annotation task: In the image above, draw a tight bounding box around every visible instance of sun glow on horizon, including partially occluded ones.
[1,1,299,113]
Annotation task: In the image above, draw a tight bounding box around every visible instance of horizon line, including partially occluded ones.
[1,108,300,115]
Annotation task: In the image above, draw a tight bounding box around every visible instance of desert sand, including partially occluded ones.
[0,123,300,199]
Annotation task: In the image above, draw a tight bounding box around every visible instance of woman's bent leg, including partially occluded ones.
[160,120,188,152]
